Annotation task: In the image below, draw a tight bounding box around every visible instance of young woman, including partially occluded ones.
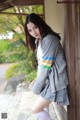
[25,13,69,120]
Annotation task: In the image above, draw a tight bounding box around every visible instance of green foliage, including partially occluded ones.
[0,40,27,63]
[5,63,20,79]
[0,5,43,36]
[0,54,6,63]
[0,5,43,82]
[5,61,37,82]
[0,39,37,82]
[0,40,11,53]
[26,70,37,82]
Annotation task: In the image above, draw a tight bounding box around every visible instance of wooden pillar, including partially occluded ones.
[75,3,80,120]
[64,1,80,120]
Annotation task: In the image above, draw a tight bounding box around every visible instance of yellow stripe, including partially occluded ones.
[42,60,54,66]
[42,60,54,64]
[42,62,51,67]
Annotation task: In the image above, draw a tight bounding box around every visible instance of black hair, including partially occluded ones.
[25,13,61,51]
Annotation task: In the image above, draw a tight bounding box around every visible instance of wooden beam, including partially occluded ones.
[11,0,44,6]
[0,12,43,16]
[0,0,7,3]
[0,6,13,12]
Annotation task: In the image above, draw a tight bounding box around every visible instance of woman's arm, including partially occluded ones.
[31,35,59,94]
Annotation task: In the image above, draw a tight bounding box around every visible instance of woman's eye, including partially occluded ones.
[34,26,38,29]
[35,26,38,28]
[28,29,32,33]
[33,26,38,29]
[28,26,38,33]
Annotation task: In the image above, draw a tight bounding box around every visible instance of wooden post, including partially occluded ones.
[64,1,80,120]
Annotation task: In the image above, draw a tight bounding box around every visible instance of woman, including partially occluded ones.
[25,13,69,120]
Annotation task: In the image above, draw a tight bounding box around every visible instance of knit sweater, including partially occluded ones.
[31,34,68,94]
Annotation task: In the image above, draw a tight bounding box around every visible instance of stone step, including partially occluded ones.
[0,90,58,120]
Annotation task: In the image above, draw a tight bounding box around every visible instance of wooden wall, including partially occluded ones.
[64,3,80,120]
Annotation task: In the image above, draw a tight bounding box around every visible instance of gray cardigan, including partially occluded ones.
[31,34,68,94]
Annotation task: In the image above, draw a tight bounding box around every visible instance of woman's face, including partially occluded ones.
[27,22,41,39]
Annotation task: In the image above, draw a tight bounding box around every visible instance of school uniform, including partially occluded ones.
[31,34,70,105]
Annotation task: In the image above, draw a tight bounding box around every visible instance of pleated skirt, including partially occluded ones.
[40,81,70,105]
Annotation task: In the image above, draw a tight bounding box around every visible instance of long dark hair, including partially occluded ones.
[25,13,61,51]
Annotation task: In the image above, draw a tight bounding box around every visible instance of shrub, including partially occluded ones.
[5,61,37,82]
[0,40,28,63]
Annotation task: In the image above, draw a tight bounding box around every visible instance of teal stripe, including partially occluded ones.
[42,56,56,60]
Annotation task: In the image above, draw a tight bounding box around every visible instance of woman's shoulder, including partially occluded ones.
[42,34,59,45]
[44,34,57,39]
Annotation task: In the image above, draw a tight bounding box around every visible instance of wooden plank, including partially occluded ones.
[0,12,43,16]
[75,5,80,120]
[11,0,44,6]
[0,0,7,3]
[0,0,44,11]
[64,2,80,120]
[64,3,76,120]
